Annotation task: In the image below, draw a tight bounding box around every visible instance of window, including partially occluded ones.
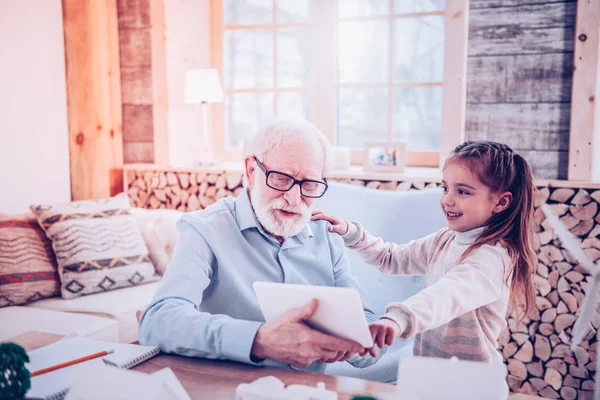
[210,0,468,168]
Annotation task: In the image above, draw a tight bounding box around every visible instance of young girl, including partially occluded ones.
[313,140,536,363]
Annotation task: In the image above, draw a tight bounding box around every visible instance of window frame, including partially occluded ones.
[568,0,600,181]
[210,0,469,169]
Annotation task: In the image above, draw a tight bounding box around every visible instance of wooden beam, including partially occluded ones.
[568,0,600,181]
[439,0,470,166]
[62,0,124,199]
[150,0,170,164]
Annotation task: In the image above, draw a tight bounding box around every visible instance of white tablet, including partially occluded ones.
[253,281,374,348]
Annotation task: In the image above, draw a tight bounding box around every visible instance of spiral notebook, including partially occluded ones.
[26,335,159,400]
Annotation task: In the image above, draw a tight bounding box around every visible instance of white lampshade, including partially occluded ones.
[184,69,224,104]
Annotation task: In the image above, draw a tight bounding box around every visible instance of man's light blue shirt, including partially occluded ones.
[139,189,376,371]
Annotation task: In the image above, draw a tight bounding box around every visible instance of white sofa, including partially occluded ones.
[0,208,182,344]
[316,182,447,383]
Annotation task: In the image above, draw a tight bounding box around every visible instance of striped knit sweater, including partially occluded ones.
[343,223,511,363]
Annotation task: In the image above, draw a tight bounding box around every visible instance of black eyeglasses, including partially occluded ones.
[254,157,328,198]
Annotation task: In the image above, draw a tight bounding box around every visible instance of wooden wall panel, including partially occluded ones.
[117,0,168,164]
[514,149,569,179]
[469,3,576,56]
[123,142,154,163]
[118,28,151,67]
[466,103,571,150]
[117,0,150,28]
[467,54,573,104]
[122,104,154,142]
[62,0,124,200]
[120,65,154,104]
[465,1,576,180]
[470,0,576,9]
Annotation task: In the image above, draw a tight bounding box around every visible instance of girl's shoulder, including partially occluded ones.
[465,240,511,267]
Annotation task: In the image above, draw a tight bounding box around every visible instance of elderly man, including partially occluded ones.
[139,119,378,371]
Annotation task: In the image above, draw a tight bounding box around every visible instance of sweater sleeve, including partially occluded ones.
[383,244,508,338]
[342,222,447,276]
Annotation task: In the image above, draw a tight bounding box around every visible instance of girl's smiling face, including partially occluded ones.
[440,160,511,232]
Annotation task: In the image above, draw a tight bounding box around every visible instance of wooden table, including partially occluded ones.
[9,331,546,400]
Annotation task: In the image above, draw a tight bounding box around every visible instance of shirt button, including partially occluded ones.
[413,276,421,283]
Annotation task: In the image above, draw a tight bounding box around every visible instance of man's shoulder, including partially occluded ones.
[181,196,236,226]
[309,219,345,248]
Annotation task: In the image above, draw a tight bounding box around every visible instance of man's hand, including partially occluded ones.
[251,299,364,368]
[369,319,401,349]
[311,210,349,235]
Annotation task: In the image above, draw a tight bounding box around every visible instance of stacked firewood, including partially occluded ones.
[126,170,244,211]
[124,167,600,398]
[499,187,600,399]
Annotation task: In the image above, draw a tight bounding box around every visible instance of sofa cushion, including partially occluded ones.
[27,282,160,343]
[30,193,160,299]
[0,306,119,342]
[131,208,182,275]
[0,214,60,307]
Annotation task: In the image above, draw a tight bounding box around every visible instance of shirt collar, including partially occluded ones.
[234,189,314,243]
[235,189,260,232]
[454,226,486,245]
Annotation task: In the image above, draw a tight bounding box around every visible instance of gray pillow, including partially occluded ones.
[30,193,159,299]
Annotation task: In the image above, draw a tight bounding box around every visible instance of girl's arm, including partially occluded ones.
[343,220,445,276]
[383,244,508,338]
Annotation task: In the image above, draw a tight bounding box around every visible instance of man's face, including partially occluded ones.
[247,142,324,239]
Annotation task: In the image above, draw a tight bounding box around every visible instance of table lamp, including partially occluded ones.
[184,68,223,165]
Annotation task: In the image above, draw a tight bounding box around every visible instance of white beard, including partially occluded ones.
[250,183,311,238]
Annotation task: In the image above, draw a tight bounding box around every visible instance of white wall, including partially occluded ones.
[164,0,211,167]
[0,0,71,213]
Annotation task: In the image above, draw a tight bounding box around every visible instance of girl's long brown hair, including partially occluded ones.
[448,141,536,321]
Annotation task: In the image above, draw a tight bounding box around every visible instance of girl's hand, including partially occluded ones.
[311,210,349,235]
[369,319,401,349]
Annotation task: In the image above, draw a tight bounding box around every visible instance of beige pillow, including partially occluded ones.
[0,213,60,307]
[30,193,159,299]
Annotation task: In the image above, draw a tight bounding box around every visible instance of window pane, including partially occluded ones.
[277,28,312,88]
[338,0,390,18]
[394,0,445,13]
[338,21,388,84]
[224,30,274,89]
[277,92,312,120]
[223,0,272,25]
[393,87,442,150]
[226,93,274,147]
[337,88,387,148]
[277,0,310,23]
[393,16,444,82]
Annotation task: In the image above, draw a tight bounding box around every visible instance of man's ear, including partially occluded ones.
[494,192,512,214]
[244,156,256,188]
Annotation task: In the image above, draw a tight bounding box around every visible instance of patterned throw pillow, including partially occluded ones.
[30,193,159,299]
[0,214,60,307]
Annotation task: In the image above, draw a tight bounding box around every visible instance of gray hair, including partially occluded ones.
[244,119,333,177]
